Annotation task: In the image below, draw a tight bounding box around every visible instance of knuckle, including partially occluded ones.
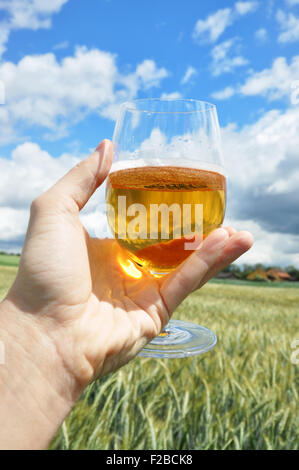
[176,269,193,293]
[73,161,84,171]
[30,193,50,214]
[74,159,88,172]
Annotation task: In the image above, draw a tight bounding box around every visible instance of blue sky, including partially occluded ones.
[0,0,299,266]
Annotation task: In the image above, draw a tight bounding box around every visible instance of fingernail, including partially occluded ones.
[203,228,228,250]
[210,228,229,249]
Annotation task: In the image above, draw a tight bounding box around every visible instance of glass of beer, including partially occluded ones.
[106,99,226,358]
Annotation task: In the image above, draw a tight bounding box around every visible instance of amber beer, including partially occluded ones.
[106,165,226,274]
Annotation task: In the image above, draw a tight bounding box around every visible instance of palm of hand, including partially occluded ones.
[10,209,168,383]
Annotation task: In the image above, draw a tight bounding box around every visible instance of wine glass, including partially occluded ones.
[106,99,226,358]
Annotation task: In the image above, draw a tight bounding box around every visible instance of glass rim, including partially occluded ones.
[121,98,216,114]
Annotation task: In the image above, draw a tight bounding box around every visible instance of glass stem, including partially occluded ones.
[158,324,170,337]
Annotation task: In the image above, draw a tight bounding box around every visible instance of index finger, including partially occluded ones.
[159,228,229,313]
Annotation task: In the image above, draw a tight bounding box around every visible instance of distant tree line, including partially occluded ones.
[0,251,21,257]
[222,264,299,281]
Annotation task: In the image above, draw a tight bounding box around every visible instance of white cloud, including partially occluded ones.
[212,55,299,102]
[160,92,182,99]
[135,60,168,89]
[225,218,299,267]
[234,1,259,15]
[240,56,299,100]
[255,28,268,42]
[0,107,19,145]
[0,24,10,57]
[277,9,299,43]
[222,107,299,187]
[0,48,169,142]
[181,66,197,85]
[0,141,115,250]
[0,207,29,248]
[267,167,299,194]
[211,86,235,100]
[193,8,233,43]
[285,0,299,6]
[0,142,79,250]
[0,0,69,57]
[222,105,299,218]
[193,2,258,43]
[0,142,79,208]
[221,105,299,266]
[210,38,248,76]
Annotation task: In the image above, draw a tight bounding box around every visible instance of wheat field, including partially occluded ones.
[0,263,298,450]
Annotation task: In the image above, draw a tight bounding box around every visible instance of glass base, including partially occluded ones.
[138,319,217,359]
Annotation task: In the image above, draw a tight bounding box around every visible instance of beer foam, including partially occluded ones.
[110,159,227,178]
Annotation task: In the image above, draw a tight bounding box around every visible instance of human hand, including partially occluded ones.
[0,139,253,449]
[6,139,253,391]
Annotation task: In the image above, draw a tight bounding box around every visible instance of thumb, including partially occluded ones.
[47,139,113,212]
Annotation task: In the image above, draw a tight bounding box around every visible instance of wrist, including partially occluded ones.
[0,298,78,449]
